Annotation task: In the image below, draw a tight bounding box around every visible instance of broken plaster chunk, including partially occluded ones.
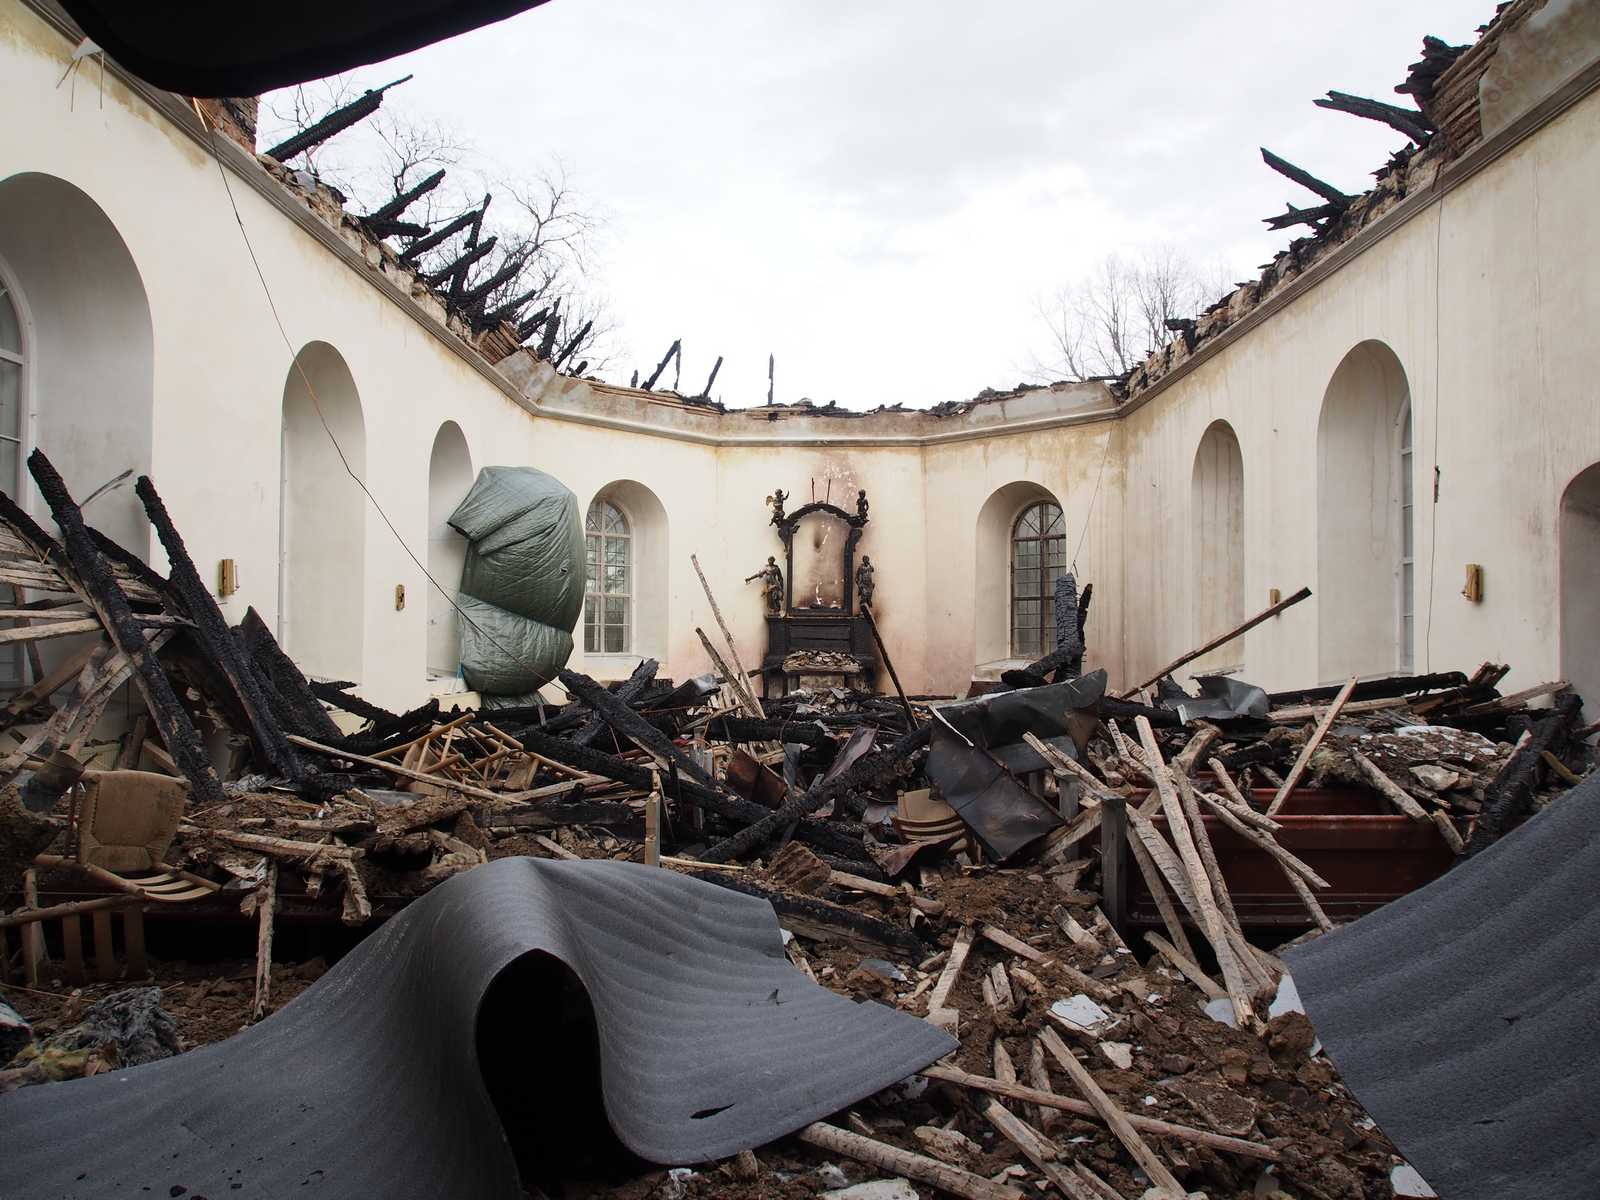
[1098,1041,1134,1070]
[1390,1162,1437,1197]
[1409,764,1461,791]
[822,1180,920,1200]
[1050,994,1115,1036]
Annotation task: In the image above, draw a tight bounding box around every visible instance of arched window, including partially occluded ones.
[1398,403,1415,670]
[585,499,631,653]
[0,278,24,499]
[1010,500,1064,658]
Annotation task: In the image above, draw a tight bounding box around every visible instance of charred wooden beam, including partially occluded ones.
[1314,91,1432,143]
[361,167,446,226]
[458,255,527,314]
[552,320,593,371]
[312,682,404,727]
[1469,693,1581,855]
[22,450,226,807]
[699,355,723,399]
[700,723,932,863]
[135,476,303,779]
[515,305,552,343]
[572,658,658,749]
[1263,202,1342,231]
[236,607,344,742]
[686,869,924,959]
[1260,148,1351,207]
[262,76,411,163]
[401,204,482,263]
[536,300,562,360]
[364,219,429,241]
[423,235,497,290]
[486,288,542,330]
[640,339,682,392]
[1396,36,1469,108]
[1267,670,1469,708]
[559,668,712,786]
[704,716,836,753]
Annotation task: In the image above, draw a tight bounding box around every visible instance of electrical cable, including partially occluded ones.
[1070,415,1114,574]
[200,123,572,700]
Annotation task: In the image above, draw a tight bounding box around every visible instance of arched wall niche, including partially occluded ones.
[280,342,366,683]
[1559,462,1600,723]
[584,480,668,662]
[0,172,154,553]
[1190,419,1245,675]
[974,480,1064,668]
[426,421,474,678]
[1316,340,1413,681]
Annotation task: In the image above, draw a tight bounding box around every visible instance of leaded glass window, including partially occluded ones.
[584,499,630,653]
[1010,500,1065,659]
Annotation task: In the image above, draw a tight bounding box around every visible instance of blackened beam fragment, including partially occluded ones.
[88,527,172,601]
[423,236,497,289]
[514,305,552,343]
[1260,148,1352,207]
[484,287,541,330]
[558,668,711,786]
[135,476,303,778]
[536,301,562,359]
[704,716,836,754]
[1266,671,1469,708]
[262,76,411,163]
[312,683,409,729]
[401,204,481,263]
[699,724,932,863]
[236,608,345,741]
[363,219,429,241]
[1313,91,1432,143]
[338,698,443,755]
[488,800,641,833]
[1468,693,1582,856]
[1263,202,1343,231]
[553,320,593,371]
[458,256,528,319]
[640,339,681,391]
[509,724,872,863]
[23,450,226,808]
[1097,697,1181,727]
[361,168,446,226]
[684,869,923,959]
[572,658,658,749]
[699,356,723,399]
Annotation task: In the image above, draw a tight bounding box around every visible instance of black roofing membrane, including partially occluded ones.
[0,858,955,1199]
[1287,772,1600,1200]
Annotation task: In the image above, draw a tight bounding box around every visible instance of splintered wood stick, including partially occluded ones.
[1127,828,1198,964]
[288,735,517,803]
[644,768,661,867]
[1136,717,1256,1027]
[1120,585,1310,697]
[1145,930,1227,1002]
[921,1064,1279,1161]
[926,924,976,1030]
[796,1122,1024,1200]
[1269,675,1357,815]
[251,860,278,1022]
[1172,721,1222,776]
[1350,750,1429,820]
[980,923,1048,963]
[1195,791,1330,888]
[532,834,580,861]
[980,1099,1102,1200]
[1039,1027,1186,1198]
[1205,758,1282,829]
[690,553,765,718]
[1431,809,1466,855]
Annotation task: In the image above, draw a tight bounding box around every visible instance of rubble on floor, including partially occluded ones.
[0,447,1593,1197]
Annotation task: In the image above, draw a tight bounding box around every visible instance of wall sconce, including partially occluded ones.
[217,558,237,598]
[1461,564,1484,603]
[394,584,406,611]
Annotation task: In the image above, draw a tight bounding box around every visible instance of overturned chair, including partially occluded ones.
[4,769,218,985]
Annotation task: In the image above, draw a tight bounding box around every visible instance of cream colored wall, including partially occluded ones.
[1118,85,1600,694]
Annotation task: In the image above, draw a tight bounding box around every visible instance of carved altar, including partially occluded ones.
[758,489,878,695]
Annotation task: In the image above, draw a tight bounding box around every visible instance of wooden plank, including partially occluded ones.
[1127,824,1197,963]
[796,1122,1024,1200]
[0,893,142,930]
[1176,773,1272,993]
[926,924,975,1030]
[287,734,522,804]
[690,554,764,718]
[1144,931,1227,1001]
[0,617,104,644]
[92,907,116,981]
[980,923,1047,963]
[20,868,44,987]
[251,861,277,1021]
[1134,718,1255,1028]
[1350,751,1429,820]
[980,1099,1102,1200]
[1120,586,1310,697]
[1268,675,1358,814]
[1039,1026,1186,1198]
[1204,759,1282,830]
[644,769,661,867]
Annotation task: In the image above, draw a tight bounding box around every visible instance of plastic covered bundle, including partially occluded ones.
[448,467,584,699]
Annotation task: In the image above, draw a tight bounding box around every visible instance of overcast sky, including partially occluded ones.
[268,2,1489,410]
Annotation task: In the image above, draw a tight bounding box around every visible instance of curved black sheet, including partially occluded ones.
[1287,774,1600,1200]
[0,858,955,1198]
[57,2,551,97]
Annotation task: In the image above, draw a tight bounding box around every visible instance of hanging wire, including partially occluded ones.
[1070,416,1115,573]
[200,123,573,700]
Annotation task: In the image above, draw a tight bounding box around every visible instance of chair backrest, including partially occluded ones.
[77,770,188,873]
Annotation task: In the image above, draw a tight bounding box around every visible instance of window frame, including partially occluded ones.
[1396,401,1415,672]
[1009,499,1065,660]
[0,264,31,694]
[584,496,633,655]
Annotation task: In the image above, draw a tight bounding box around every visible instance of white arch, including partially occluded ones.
[585,480,669,661]
[974,480,1063,667]
[1560,462,1600,722]
[280,342,366,682]
[427,421,474,677]
[1191,419,1245,675]
[0,172,154,553]
[1317,340,1413,680]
